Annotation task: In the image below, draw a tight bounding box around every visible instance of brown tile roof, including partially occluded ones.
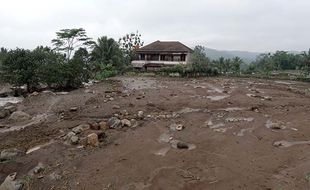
[136,41,193,53]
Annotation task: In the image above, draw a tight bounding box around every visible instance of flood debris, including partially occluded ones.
[206,95,230,101]
[169,123,184,131]
[265,119,286,130]
[273,140,310,148]
[87,133,99,147]
[0,172,23,190]
[235,127,255,137]
[8,111,31,122]
[107,117,122,129]
[226,117,254,122]
[246,94,272,101]
[0,148,25,161]
[154,147,171,156]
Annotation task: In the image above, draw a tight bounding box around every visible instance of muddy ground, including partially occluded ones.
[1,76,310,190]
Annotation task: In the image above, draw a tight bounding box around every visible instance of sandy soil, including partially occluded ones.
[1,76,310,190]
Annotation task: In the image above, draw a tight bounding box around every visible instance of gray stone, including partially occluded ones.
[8,111,31,122]
[107,117,122,129]
[70,135,79,145]
[28,162,45,175]
[0,148,25,161]
[72,124,90,134]
[121,119,131,127]
[0,107,10,119]
[4,105,17,113]
[49,172,62,181]
[137,111,144,119]
[0,172,23,190]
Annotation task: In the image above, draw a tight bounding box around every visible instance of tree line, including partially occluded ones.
[161,46,310,78]
[0,28,143,92]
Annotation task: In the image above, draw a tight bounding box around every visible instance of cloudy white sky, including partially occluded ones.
[1,0,309,52]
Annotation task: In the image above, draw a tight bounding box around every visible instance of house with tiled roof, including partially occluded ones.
[131,41,193,70]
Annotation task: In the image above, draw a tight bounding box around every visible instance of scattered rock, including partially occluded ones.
[28,162,45,175]
[8,111,31,122]
[70,107,78,112]
[0,107,10,119]
[0,172,23,190]
[99,121,109,130]
[4,105,17,113]
[112,105,121,109]
[87,133,99,147]
[70,135,79,145]
[89,122,100,130]
[49,172,62,181]
[137,111,144,119]
[265,119,285,130]
[107,117,122,129]
[30,91,39,96]
[176,124,184,131]
[109,97,114,101]
[226,117,254,122]
[72,124,90,134]
[65,131,76,140]
[0,148,25,161]
[121,119,131,127]
[176,142,189,149]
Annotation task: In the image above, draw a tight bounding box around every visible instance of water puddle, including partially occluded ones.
[170,140,196,150]
[273,140,310,148]
[206,95,229,101]
[0,97,23,107]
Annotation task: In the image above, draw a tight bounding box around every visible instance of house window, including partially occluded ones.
[181,54,186,61]
[140,54,145,60]
[173,55,181,61]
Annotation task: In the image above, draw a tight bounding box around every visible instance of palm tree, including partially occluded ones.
[301,49,310,75]
[232,57,243,74]
[91,36,123,68]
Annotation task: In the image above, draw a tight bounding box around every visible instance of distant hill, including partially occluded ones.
[204,47,261,63]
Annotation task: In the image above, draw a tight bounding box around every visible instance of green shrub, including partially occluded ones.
[95,63,117,80]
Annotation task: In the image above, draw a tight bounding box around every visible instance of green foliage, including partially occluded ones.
[119,31,144,64]
[1,48,39,92]
[52,28,95,61]
[95,63,117,80]
[91,36,124,73]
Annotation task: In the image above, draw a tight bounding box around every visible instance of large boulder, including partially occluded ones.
[87,133,99,147]
[8,111,31,122]
[0,172,23,190]
[72,124,90,134]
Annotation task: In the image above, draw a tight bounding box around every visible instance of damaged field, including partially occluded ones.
[1,76,310,190]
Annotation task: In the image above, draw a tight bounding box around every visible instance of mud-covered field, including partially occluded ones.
[1,76,310,190]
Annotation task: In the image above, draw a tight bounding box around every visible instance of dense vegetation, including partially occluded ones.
[0,29,143,92]
[0,28,309,93]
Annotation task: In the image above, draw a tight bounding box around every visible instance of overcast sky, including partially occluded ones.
[1,0,309,52]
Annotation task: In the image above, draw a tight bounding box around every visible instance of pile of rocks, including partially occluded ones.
[0,104,17,119]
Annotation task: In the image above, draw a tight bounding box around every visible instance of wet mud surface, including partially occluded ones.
[1,76,310,189]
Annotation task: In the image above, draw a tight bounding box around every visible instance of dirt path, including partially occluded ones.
[1,76,310,189]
